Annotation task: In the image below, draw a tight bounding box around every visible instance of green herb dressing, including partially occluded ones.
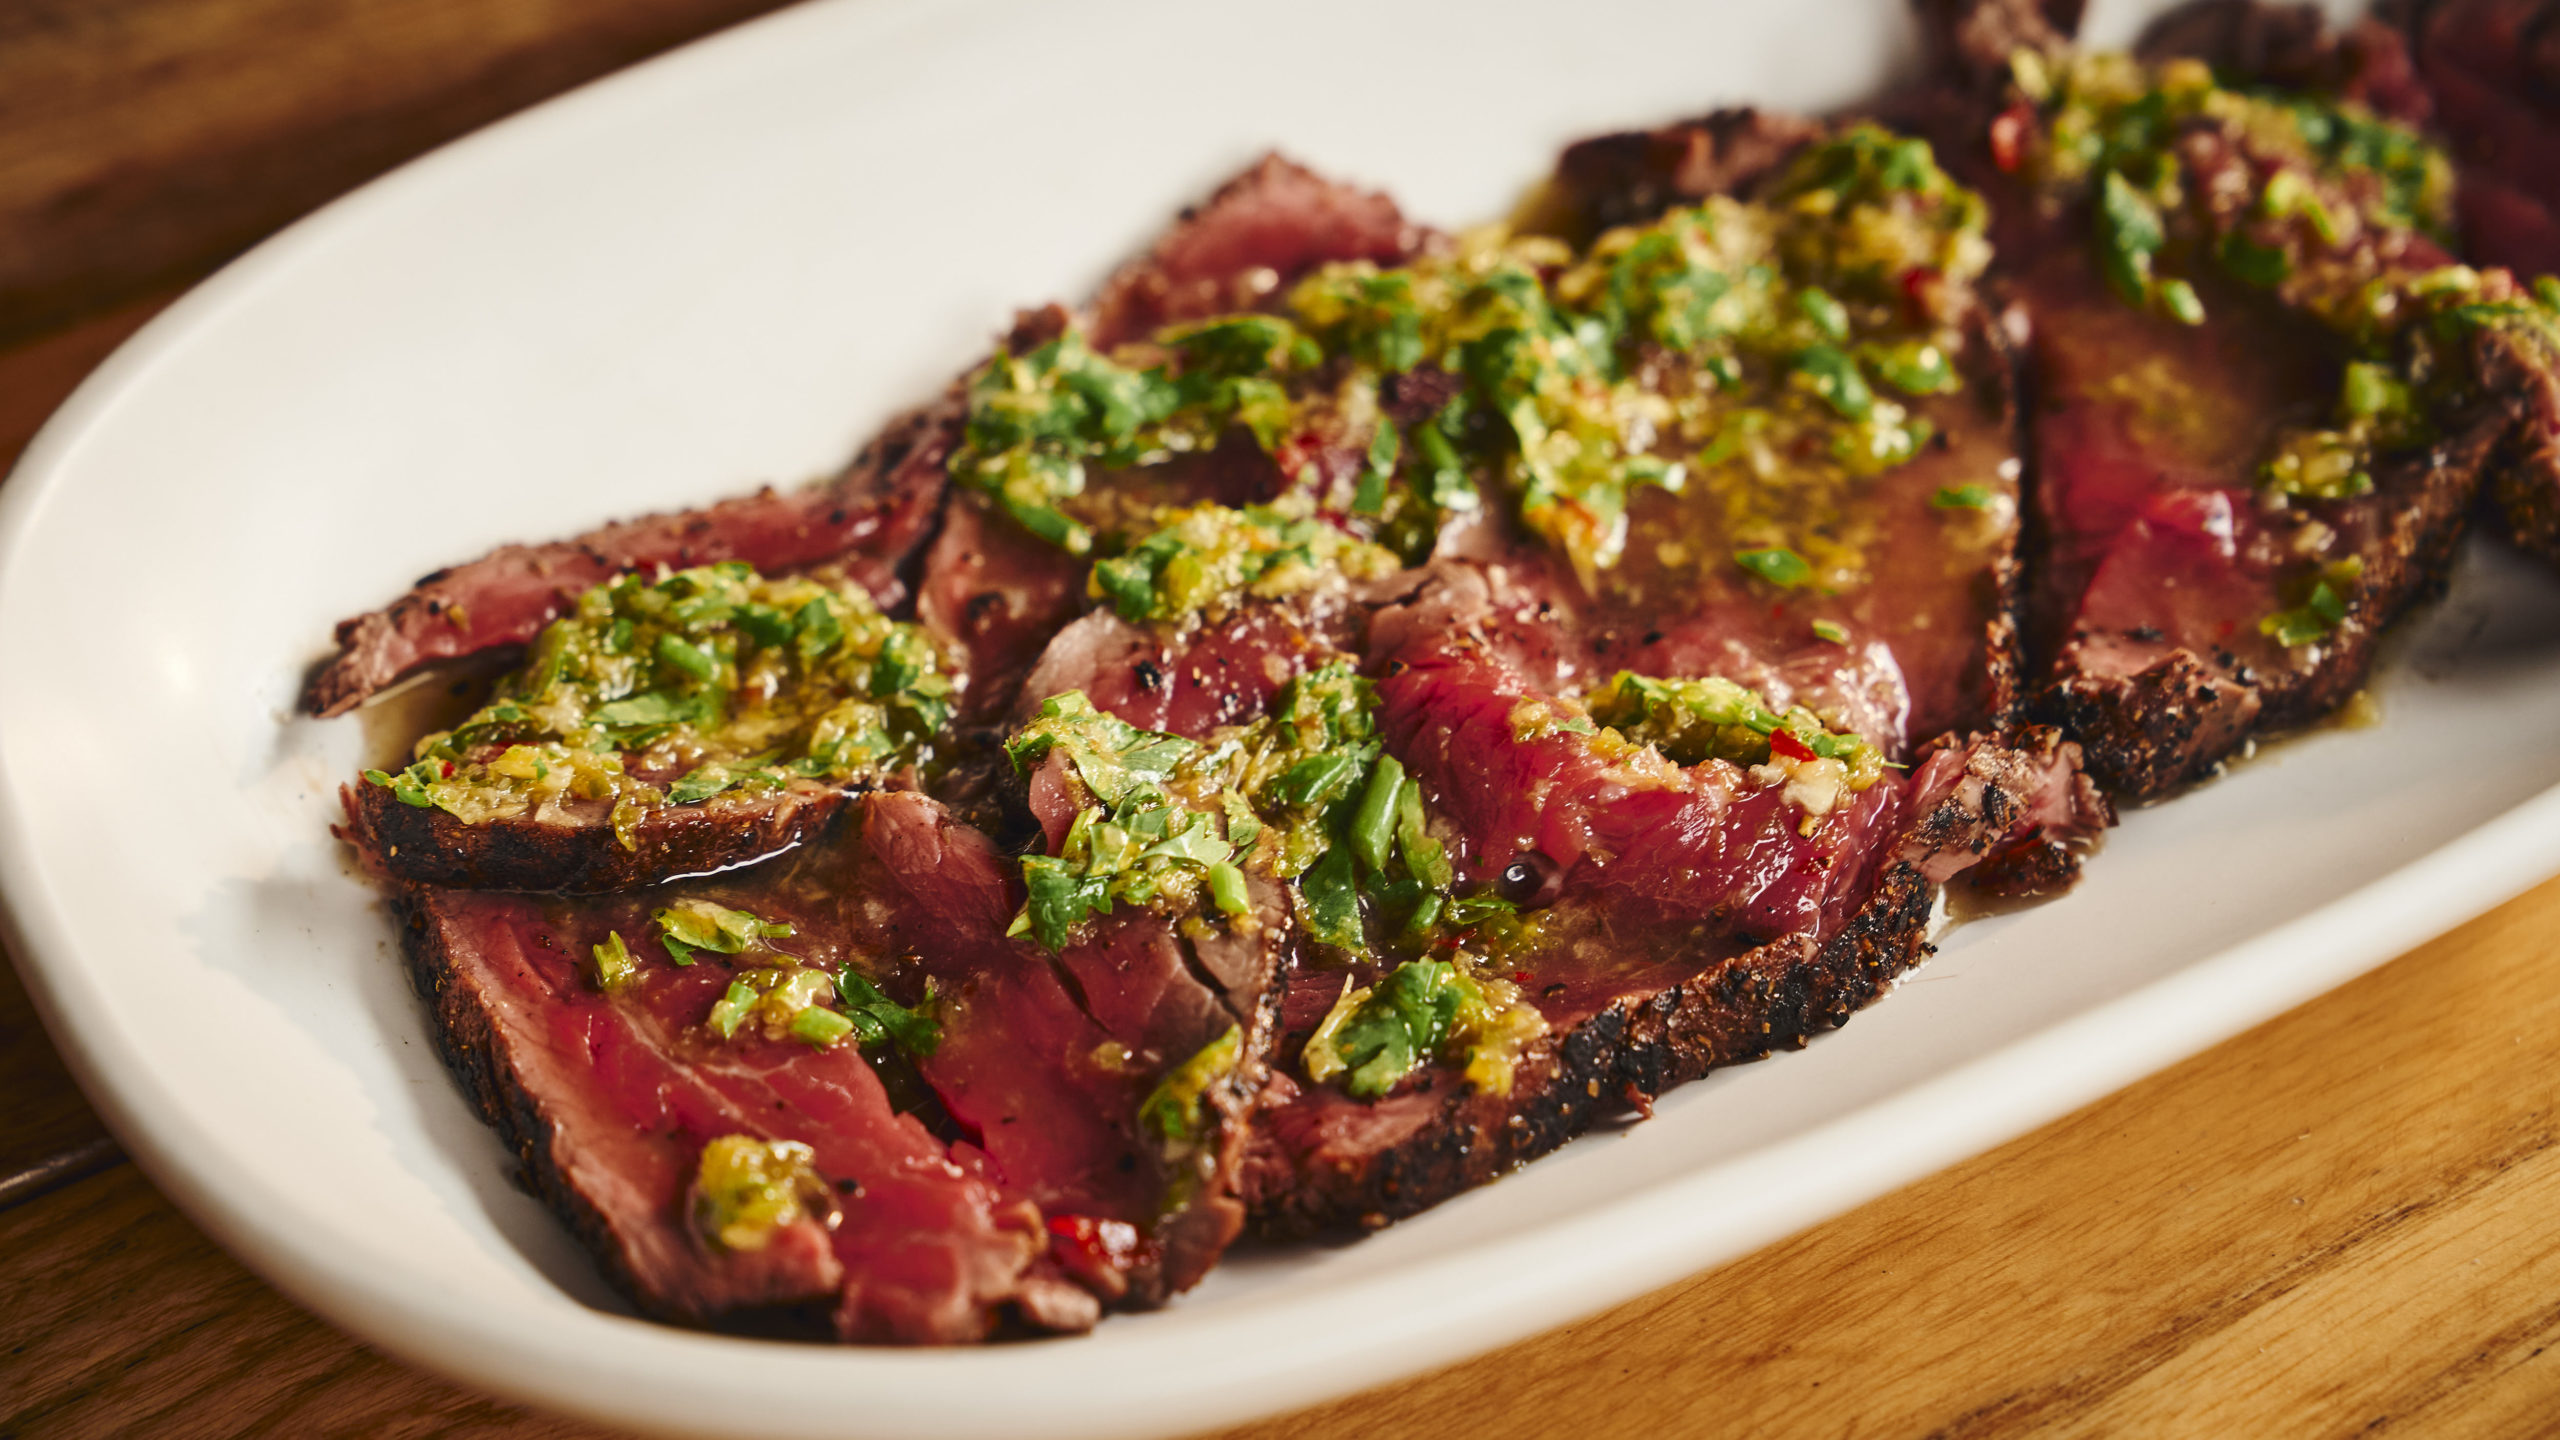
[364,563,954,845]
[945,128,1992,595]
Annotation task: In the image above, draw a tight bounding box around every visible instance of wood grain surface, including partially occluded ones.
[7,3,2560,1438]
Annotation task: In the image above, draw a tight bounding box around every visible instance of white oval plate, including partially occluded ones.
[5,0,2556,1436]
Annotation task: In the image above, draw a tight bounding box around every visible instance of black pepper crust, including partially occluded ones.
[339,778,851,893]
[1241,1007,1630,1240]
[2033,410,2497,800]
[1242,879,1936,1241]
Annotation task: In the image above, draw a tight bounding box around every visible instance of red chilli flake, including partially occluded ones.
[1768,729,1817,762]
[1047,1214,1140,1270]
[440,760,456,778]
[1988,101,2035,173]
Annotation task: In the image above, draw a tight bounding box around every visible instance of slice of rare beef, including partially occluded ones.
[396,877,1065,1342]
[919,157,1440,723]
[342,564,956,893]
[1241,561,2106,1235]
[397,785,1287,1336]
[853,791,1287,1301]
[305,394,957,718]
[1909,0,2555,797]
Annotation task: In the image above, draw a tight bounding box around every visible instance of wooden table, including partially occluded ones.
[9,4,2560,1435]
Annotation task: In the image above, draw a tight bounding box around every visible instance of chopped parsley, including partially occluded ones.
[1002,693,1240,950]
[655,899,794,965]
[1137,1025,1242,1152]
[1734,546,1815,587]
[1088,500,1397,627]
[1001,665,1475,957]
[942,127,1990,590]
[2260,557,2364,648]
[364,563,953,847]
[1300,959,1548,1100]
[589,931,636,993]
[832,970,940,1059]
[690,1135,830,1253]
[1583,671,1886,790]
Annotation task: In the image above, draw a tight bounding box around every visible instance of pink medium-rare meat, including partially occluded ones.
[1372,571,1907,935]
[397,788,1287,1334]
[1901,0,2553,796]
[362,127,2132,1323]
[394,879,1063,1342]
[1243,717,2105,1237]
[1088,153,1434,351]
[854,793,1285,1299]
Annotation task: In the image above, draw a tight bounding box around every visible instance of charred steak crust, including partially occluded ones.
[339,778,851,893]
[2035,412,2493,799]
[1975,300,2037,736]
[1241,1009,1628,1240]
[1244,874,1932,1241]
[1535,107,1826,239]
[1615,860,1941,1100]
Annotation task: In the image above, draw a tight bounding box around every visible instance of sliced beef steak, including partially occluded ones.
[341,774,851,893]
[1904,0,2554,797]
[1214,121,2095,1235]
[1089,153,1433,351]
[2019,263,2497,795]
[304,397,957,718]
[395,878,1060,1342]
[2388,0,2560,274]
[1242,562,2104,1235]
[397,787,1285,1333]
[853,792,1288,1301]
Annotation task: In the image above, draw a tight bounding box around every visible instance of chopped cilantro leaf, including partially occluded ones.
[1735,547,1815,587]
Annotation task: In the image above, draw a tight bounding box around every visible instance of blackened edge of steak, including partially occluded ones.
[339,779,851,893]
[1531,107,1826,241]
[1975,298,2038,738]
[2486,350,2560,569]
[2136,0,2436,126]
[1912,0,2084,86]
[2037,401,2500,801]
[1240,1008,1631,1241]
[1242,873,1935,1241]
[301,394,959,719]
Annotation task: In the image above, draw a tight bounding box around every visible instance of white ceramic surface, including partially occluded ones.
[4,0,2555,1436]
